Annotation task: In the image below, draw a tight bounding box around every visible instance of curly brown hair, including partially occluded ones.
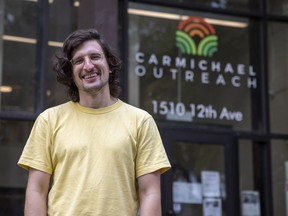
[53,29,122,102]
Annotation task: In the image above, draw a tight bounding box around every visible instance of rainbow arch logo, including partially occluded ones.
[176,17,218,57]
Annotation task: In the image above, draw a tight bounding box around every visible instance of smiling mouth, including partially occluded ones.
[82,73,99,79]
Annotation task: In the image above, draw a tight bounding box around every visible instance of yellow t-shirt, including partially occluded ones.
[18,100,171,216]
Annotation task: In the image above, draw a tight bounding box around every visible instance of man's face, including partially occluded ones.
[70,39,111,97]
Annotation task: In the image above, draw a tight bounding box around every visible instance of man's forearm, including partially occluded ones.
[138,171,162,216]
[25,190,47,216]
[140,193,161,216]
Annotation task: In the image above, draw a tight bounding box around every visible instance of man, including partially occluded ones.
[18,29,171,216]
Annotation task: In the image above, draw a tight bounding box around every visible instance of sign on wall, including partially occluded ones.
[129,9,259,130]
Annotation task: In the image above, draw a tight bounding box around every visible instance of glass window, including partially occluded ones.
[128,2,262,131]
[271,139,288,216]
[239,140,254,191]
[267,0,288,16]
[0,120,33,187]
[0,188,25,216]
[0,0,38,112]
[0,120,33,216]
[47,46,68,107]
[47,0,77,108]
[268,22,288,134]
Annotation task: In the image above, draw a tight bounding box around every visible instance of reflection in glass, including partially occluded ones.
[268,22,288,134]
[0,0,37,112]
[1,41,36,112]
[1,0,37,112]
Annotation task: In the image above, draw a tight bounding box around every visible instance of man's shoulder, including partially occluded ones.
[118,101,155,125]
[40,101,74,118]
[120,101,150,116]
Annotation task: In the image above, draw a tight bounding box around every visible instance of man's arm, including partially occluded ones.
[25,168,51,216]
[138,170,162,216]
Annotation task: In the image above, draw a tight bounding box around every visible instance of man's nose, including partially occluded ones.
[83,56,94,70]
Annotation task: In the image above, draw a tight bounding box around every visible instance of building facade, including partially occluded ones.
[1,0,288,215]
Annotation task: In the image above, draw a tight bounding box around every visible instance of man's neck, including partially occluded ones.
[78,92,117,109]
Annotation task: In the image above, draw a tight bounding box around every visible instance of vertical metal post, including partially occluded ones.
[118,0,129,102]
[0,0,4,108]
[35,0,49,114]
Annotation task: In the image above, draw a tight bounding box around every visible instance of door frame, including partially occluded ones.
[160,127,240,216]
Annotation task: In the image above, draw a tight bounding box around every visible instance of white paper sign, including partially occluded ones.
[173,182,203,204]
[241,191,260,216]
[203,197,222,216]
[201,171,221,197]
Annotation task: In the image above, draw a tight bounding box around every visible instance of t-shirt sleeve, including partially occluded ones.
[135,116,171,178]
[17,114,53,175]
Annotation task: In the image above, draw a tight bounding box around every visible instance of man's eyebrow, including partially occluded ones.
[72,52,103,59]
[77,51,103,57]
[90,52,103,55]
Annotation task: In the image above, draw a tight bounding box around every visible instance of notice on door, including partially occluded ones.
[241,191,260,216]
[203,197,222,216]
[173,182,202,204]
[201,171,221,197]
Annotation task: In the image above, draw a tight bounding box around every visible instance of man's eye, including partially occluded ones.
[74,58,84,65]
[90,55,101,60]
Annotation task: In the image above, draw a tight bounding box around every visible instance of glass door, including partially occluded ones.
[161,128,239,216]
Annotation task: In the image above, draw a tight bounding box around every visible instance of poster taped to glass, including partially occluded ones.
[241,191,260,216]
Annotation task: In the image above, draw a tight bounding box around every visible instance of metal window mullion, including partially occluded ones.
[35,0,49,115]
